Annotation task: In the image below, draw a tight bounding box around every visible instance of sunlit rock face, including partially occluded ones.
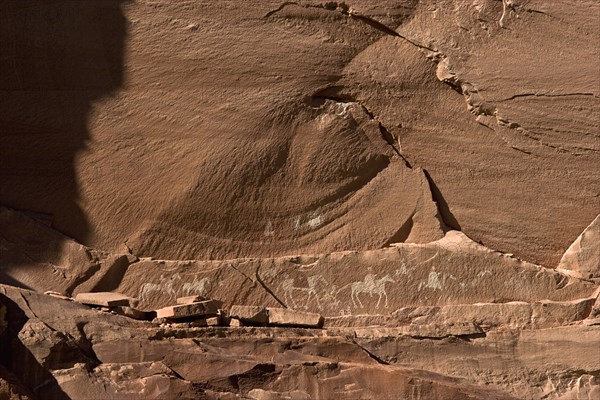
[0,0,598,399]
[2,0,597,264]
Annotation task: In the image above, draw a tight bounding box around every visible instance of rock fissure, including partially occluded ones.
[73,322,101,370]
[311,93,412,167]
[496,92,599,102]
[228,262,290,307]
[284,4,544,158]
[255,265,288,308]
[227,263,256,286]
[437,66,598,155]
[265,1,437,53]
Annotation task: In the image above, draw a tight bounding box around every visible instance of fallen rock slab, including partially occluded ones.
[74,292,132,307]
[112,306,156,321]
[229,305,269,324]
[228,318,243,327]
[267,308,323,328]
[155,300,222,320]
[176,295,209,305]
[190,316,221,327]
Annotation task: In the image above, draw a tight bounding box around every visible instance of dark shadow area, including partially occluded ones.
[423,169,462,231]
[0,0,128,248]
[0,292,70,400]
[89,255,130,292]
[0,272,32,290]
[382,214,414,247]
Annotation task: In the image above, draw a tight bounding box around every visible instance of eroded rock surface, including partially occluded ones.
[558,215,600,280]
[1,0,598,265]
[1,208,600,398]
[0,280,598,400]
[0,0,599,399]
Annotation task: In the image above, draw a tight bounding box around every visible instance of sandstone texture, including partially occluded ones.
[0,0,599,399]
[0,207,599,399]
[74,292,132,308]
[229,306,270,324]
[267,308,324,328]
[155,300,221,320]
[558,215,600,280]
[1,0,598,266]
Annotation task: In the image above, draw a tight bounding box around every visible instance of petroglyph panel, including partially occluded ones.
[114,232,596,315]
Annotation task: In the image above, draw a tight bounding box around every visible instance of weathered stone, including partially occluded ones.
[54,362,196,400]
[155,300,221,320]
[74,292,132,307]
[0,364,34,400]
[391,297,596,332]
[267,308,323,328]
[43,291,72,301]
[188,316,221,327]
[116,231,596,315]
[583,318,600,326]
[0,1,599,398]
[229,305,269,324]
[247,389,311,400]
[228,318,243,328]
[557,215,600,279]
[176,295,209,305]
[324,314,391,328]
[357,325,600,400]
[590,289,600,319]
[4,0,597,269]
[403,322,483,338]
[6,283,600,399]
[0,207,96,295]
[111,306,156,321]
[72,253,135,295]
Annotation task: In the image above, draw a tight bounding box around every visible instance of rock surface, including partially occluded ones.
[0,283,598,399]
[0,0,599,399]
[155,300,221,320]
[0,364,33,400]
[1,0,598,266]
[558,214,600,279]
[74,292,132,308]
[267,308,323,328]
[229,306,269,324]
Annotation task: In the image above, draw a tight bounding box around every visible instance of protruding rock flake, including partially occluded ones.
[557,214,600,279]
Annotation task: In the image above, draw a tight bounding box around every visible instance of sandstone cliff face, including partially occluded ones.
[0,0,599,399]
[1,0,598,265]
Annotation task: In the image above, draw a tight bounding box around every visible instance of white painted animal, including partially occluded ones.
[348,274,395,308]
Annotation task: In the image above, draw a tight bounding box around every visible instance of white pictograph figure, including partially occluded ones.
[280,275,338,311]
[281,277,298,309]
[181,276,211,297]
[346,273,395,309]
[139,273,181,304]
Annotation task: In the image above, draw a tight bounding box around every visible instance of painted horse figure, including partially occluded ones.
[347,274,395,308]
